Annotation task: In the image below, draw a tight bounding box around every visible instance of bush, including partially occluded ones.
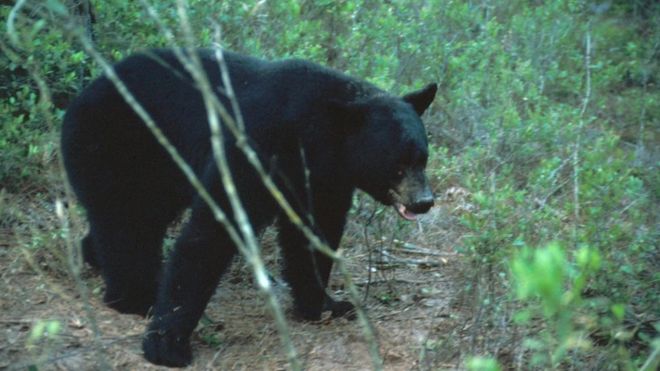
[2,0,658,369]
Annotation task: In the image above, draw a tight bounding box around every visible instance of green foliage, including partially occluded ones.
[511,243,602,367]
[1,4,82,191]
[420,0,658,368]
[466,356,502,371]
[28,320,62,348]
[2,0,658,369]
[24,319,63,367]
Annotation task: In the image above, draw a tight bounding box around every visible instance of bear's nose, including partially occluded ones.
[408,194,434,214]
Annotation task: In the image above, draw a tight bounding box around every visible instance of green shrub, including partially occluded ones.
[2,0,657,368]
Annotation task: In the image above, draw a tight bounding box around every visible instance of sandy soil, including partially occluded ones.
[1,194,471,370]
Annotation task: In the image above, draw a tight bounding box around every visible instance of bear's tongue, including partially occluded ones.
[395,203,418,221]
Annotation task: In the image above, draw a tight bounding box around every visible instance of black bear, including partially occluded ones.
[61,49,436,367]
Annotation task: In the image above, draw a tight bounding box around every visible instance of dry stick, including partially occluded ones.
[362,208,378,302]
[8,3,369,369]
[5,0,28,46]
[635,51,649,165]
[205,52,304,371]
[565,26,592,369]
[467,171,497,355]
[173,2,300,369]
[55,200,111,371]
[135,1,298,367]
[71,35,286,366]
[378,250,442,267]
[209,44,384,371]
[391,241,456,257]
[82,0,375,366]
[137,2,382,367]
[72,41,245,251]
[5,9,110,369]
[375,215,399,292]
[572,26,592,247]
[67,22,267,363]
[640,345,660,371]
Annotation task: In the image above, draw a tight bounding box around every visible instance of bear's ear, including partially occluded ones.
[402,83,437,116]
[328,99,368,132]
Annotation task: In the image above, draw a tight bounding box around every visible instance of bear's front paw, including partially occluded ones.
[328,299,356,320]
[143,329,192,367]
[325,297,355,320]
[293,305,323,321]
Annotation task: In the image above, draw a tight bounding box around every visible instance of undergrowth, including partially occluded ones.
[1,0,658,369]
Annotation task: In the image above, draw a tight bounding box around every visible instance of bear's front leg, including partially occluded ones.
[143,219,236,367]
[277,193,356,320]
[324,296,357,319]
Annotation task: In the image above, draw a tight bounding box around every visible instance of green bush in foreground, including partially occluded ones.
[2,0,658,369]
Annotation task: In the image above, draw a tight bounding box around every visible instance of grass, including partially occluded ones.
[1,0,658,369]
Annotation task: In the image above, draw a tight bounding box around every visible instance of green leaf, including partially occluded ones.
[466,357,502,371]
[611,303,625,321]
[46,0,68,16]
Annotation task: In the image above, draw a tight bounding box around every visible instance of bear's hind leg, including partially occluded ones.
[90,215,170,316]
[143,209,237,367]
[144,183,278,367]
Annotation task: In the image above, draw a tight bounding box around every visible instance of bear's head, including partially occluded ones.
[335,83,437,220]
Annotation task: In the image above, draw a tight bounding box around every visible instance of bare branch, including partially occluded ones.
[572,25,592,246]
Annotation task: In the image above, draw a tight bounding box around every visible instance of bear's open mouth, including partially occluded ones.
[387,189,418,221]
[394,202,418,221]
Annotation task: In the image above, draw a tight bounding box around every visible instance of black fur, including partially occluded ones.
[61,49,436,367]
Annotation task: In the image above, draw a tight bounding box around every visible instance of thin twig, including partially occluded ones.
[390,241,456,257]
[572,25,592,247]
[378,250,443,267]
[6,11,110,365]
[178,2,301,368]
[362,208,378,301]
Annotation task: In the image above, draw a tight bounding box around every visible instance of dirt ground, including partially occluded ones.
[1,192,473,370]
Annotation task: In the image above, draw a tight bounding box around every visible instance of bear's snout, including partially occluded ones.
[408,191,434,214]
[390,175,434,221]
